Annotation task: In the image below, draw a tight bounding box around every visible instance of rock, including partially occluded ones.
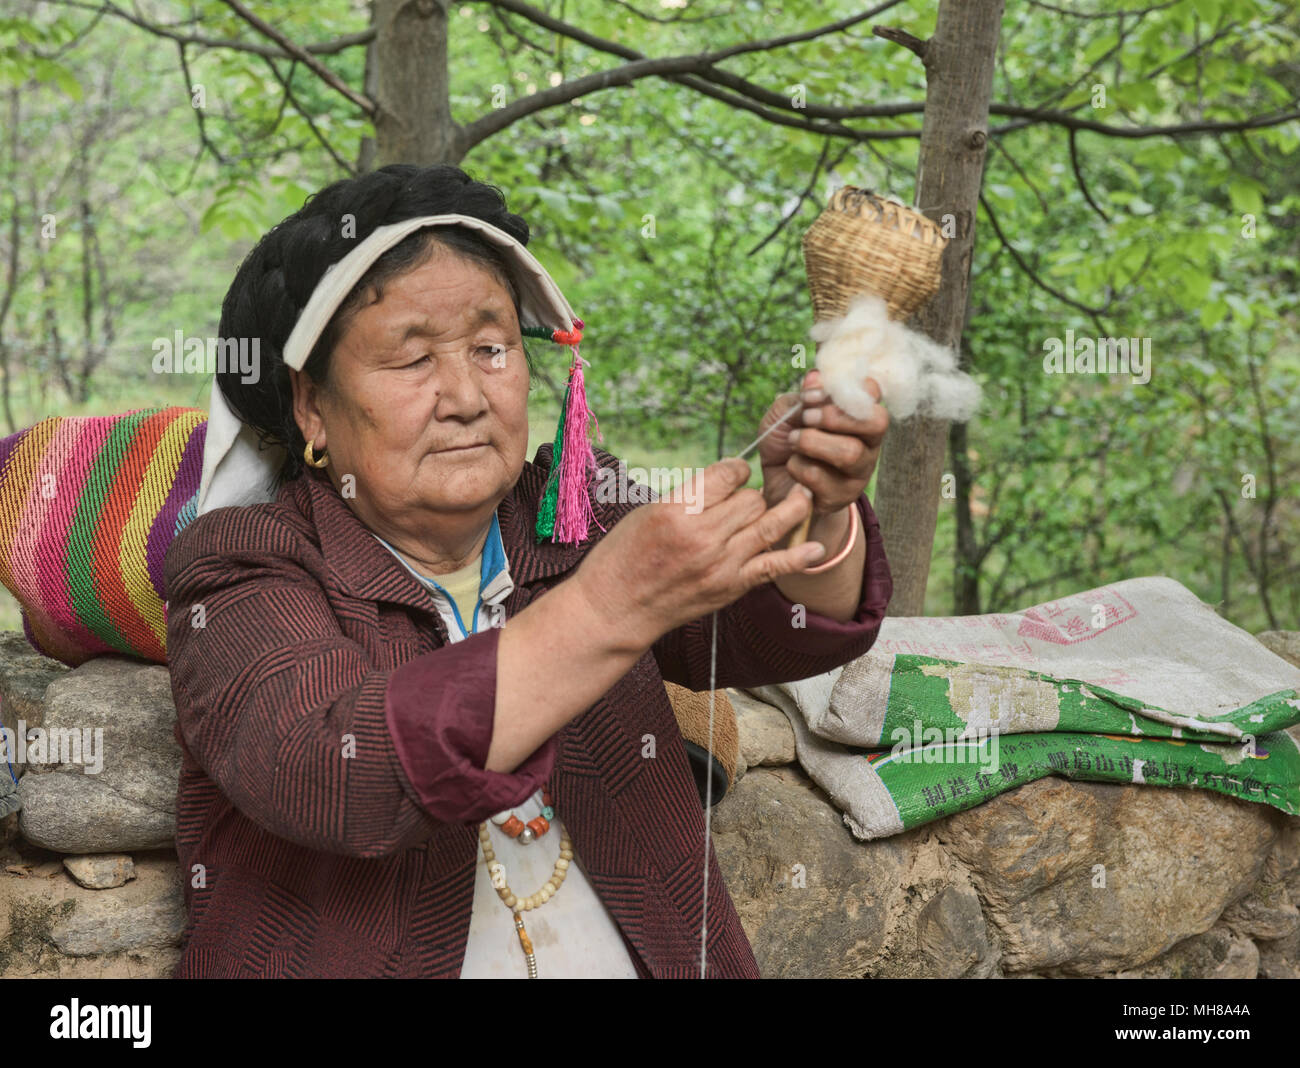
[1115,926,1259,979]
[1269,818,1300,880]
[916,882,998,978]
[1214,936,1260,978]
[0,632,70,781]
[1256,631,1300,669]
[864,830,1005,979]
[713,761,1291,979]
[49,861,184,957]
[727,689,796,768]
[935,778,1278,975]
[1217,879,1298,942]
[0,771,19,848]
[0,853,183,976]
[712,764,913,978]
[29,858,63,879]
[1257,932,1300,978]
[16,657,180,853]
[1258,819,1300,977]
[63,854,136,890]
[19,773,174,853]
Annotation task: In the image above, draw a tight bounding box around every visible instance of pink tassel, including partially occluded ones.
[553,346,604,545]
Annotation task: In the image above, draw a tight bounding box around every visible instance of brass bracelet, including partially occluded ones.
[800,504,860,575]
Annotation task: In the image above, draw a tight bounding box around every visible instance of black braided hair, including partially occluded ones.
[216,164,535,488]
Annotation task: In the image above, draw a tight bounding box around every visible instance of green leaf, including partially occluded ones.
[1228,178,1264,217]
[1182,271,1212,303]
[1132,142,1181,170]
[533,188,569,214]
[31,56,81,99]
[1224,293,1254,327]
[528,243,580,296]
[595,195,624,221]
[1082,33,1118,65]
[1199,300,1229,329]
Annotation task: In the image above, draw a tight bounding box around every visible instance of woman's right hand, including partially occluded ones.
[569,458,826,651]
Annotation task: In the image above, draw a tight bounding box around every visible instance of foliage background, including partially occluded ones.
[1,0,1296,635]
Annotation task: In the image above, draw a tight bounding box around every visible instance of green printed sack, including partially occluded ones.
[857,696,1294,831]
[746,577,1300,841]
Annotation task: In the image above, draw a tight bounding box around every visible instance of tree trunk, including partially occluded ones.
[950,418,980,614]
[371,0,461,167]
[356,8,379,174]
[872,0,1003,616]
[0,88,20,433]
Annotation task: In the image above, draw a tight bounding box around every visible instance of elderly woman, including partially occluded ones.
[164,163,892,979]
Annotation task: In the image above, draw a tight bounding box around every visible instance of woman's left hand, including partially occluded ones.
[757,368,889,516]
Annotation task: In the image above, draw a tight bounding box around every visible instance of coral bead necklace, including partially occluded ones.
[479,787,570,978]
[487,788,555,843]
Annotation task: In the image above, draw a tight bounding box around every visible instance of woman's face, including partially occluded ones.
[291,244,531,552]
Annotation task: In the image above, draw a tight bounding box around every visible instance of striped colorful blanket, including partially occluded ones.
[0,408,205,666]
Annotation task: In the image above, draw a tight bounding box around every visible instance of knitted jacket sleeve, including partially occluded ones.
[164,506,552,860]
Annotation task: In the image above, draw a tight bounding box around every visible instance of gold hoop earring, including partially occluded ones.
[304,439,330,468]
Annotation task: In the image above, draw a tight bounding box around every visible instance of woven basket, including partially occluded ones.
[802,186,947,323]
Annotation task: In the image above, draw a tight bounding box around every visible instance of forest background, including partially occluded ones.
[1,0,1296,634]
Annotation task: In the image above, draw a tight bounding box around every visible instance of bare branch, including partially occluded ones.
[176,42,226,173]
[989,137,1049,214]
[1068,127,1110,221]
[218,0,374,115]
[474,0,1293,151]
[604,0,739,23]
[871,25,928,61]
[480,0,909,59]
[978,192,1111,316]
[641,74,922,141]
[991,105,1300,139]
[1024,0,1181,18]
[746,137,851,257]
[260,56,357,176]
[994,514,1201,608]
[478,0,922,124]
[42,0,375,58]
[485,6,551,56]
[459,49,922,152]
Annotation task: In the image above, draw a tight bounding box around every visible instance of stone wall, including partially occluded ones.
[2,629,1298,978]
[0,635,183,977]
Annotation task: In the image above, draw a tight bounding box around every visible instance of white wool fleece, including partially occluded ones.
[809,293,982,422]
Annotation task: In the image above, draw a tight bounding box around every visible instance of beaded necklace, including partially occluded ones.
[487,788,555,843]
[479,786,571,978]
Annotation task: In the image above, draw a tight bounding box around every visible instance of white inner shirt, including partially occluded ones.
[372,526,640,979]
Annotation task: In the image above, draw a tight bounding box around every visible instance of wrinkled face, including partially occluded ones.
[291,244,530,547]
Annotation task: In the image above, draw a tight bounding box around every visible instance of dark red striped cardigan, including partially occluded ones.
[163,444,892,978]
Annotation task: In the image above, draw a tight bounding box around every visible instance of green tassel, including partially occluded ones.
[534,379,570,540]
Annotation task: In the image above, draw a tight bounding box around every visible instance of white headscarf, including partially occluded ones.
[197,213,580,514]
